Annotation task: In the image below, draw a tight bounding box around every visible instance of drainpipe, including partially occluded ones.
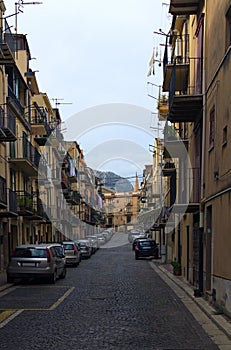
[198,3,207,297]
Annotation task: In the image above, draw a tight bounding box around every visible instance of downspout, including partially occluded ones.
[0,61,10,266]
[198,2,207,296]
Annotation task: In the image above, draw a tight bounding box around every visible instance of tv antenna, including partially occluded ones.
[15,1,43,31]
[51,98,73,108]
[13,1,42,57]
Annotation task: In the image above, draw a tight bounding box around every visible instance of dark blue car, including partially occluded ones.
[135,239,158,260]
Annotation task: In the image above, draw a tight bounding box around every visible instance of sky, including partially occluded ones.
[5,0,171,182]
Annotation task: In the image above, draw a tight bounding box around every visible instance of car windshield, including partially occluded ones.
[54,246,63,255]
[13,248,47,258]
[63,244,74,250]
[139,241,155,247]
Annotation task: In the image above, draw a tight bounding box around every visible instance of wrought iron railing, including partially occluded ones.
[0,176,7,205]
[10,137,41,168]
[8,189,17,213]
[8,86,24,115]
[16,190,33,212]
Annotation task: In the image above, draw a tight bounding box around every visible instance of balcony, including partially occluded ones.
[163,34,203,122]
[30,104,52,143]
[157,95,169,121]
[66,191,82,205]
[16,191,33,216]
[61,170,69,189]
[25,197,45,220]
[168,60,203,123]
[38,155,48,183]
[169,0,201,15]
[163,123,189,158]
[51,167,61,186]
[0,189,18,217]
[0,176,7,209]
[0,106,17,142]
[162,161,176,177]
[9,138,41,176]
[0,20,15,65]
[50,128,63,147]
[16,191,45,219]
[170,167,200,213]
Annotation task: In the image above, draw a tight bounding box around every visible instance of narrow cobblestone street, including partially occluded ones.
[0,234,227,349]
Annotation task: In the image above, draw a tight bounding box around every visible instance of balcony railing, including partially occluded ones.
[167,57,203,122]
[0,176,7,208]
[0,20,15,64]
[7,87,24,116]
[16,190,34,214]
[66,191,82,205]
[170,167,200,213]
[38,154,48,180]
[0,106,17,142]
[8,189,18,213]
[0,189,18,217]
[163,122,189,158]
[9,138,41,176]
[163,33,190,91]
[30,104,52,137]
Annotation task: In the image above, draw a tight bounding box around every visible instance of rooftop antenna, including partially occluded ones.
[14,1,43,57]
[51,98,73,108]
[15,1,43,31]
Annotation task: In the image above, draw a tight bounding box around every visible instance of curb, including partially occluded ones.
[151,261,231,341]
[0,283,13,293]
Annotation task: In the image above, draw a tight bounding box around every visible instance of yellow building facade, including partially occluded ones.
[158,0,231,316]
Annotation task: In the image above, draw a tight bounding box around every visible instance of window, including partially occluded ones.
[209,106,215,149]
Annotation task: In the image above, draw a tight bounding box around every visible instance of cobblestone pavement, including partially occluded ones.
[0,234,229,349]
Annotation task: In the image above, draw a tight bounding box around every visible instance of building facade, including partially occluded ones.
[145,0,231,317]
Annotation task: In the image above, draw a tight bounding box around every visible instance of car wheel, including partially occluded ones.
[7,275,14,283]
[60,267,66,279]
[48,271,56,284]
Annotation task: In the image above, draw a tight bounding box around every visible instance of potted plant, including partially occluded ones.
[18,196,33,210]
[171,260,182,276]
[157,94,168,108]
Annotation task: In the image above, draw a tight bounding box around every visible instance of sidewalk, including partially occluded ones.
[152,261,231,341]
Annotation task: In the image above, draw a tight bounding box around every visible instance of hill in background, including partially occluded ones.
[95,171,133,192]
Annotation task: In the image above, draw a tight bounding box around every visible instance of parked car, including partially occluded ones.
[6,243,66,284]
[128,229,142,243]
[132,236,148,250]
[86,236,98,253]
[77,239,92,258]
[62,241,81,267]
[53,244,66,265]
[134,239,159,260]
[96,233,106,246]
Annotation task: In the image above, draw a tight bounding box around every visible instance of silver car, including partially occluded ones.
[62,241,81,266]
[6,243,66,284]
[77,239,92,258]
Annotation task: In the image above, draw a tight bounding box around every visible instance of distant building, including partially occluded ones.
[102,174,140,231]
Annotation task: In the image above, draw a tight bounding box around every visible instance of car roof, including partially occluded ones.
[14,244,64,251]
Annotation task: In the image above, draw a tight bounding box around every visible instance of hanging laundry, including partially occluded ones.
[147,48,155,76]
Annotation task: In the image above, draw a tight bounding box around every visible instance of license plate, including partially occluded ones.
[22,262,36,267]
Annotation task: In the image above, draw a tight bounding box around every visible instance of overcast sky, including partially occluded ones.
[5,0,171,181]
